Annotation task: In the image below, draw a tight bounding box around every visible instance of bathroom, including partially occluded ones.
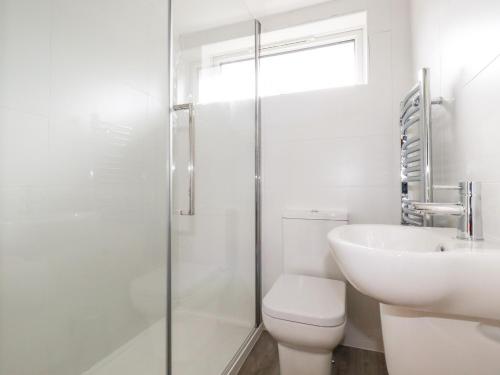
[0,0,499,374]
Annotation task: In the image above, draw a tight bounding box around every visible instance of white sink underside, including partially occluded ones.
[328,225,500,321]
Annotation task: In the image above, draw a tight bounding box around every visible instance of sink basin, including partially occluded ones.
[327,224,500,320]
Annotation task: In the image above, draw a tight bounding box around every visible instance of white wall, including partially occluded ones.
[409,0,500,240]
[261,0,413,352]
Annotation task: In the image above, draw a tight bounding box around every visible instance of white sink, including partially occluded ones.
[327,224,500,321]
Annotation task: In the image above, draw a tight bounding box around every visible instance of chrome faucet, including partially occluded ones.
[409,181,483,240]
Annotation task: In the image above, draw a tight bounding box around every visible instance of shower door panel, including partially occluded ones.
[171,4,257,374]
[0,1,169,374]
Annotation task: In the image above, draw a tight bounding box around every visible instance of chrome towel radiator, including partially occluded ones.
[400,68,442,226]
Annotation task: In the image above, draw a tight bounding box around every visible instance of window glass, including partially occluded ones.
[198,12,367,103]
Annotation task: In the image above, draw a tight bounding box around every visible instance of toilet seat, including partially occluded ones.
[262,311,346,351]
[263,274,346,327]
[262,274,347,375]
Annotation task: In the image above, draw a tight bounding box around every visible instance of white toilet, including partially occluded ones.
[263,209,348,375]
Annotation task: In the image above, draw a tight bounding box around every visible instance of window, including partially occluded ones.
[198,12,367,103]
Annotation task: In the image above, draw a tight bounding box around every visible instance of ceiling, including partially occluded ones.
[244,0,331,18]
[173,0,332,35]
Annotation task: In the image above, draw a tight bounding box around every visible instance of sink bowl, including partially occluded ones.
[328,224,500,320]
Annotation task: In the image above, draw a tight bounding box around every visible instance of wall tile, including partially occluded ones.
[0,0,51,116]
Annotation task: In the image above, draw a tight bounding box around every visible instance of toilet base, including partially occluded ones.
[278,343,332,375]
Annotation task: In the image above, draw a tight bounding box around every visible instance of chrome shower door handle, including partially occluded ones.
[173,103,195,216]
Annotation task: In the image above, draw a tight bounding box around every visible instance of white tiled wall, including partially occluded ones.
[260,0,413,352]
[410,0,500,240]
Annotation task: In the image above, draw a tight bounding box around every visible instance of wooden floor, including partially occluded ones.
[238,331,388,375]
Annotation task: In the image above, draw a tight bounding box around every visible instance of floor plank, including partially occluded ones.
[238,331,388,375]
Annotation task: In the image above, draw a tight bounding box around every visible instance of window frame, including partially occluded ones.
[194,26,367,102]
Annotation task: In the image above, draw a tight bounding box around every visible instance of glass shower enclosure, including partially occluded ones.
[0,0,261,374]
[170,1,261,374]
[0,0,169,374]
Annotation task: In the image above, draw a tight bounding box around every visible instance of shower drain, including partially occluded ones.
[436,244,447,252]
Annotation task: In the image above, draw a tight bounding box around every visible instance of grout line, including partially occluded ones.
[463,52,500,88]
[0,105,50,119]
[261,133,395,145]
[341,342,385,354]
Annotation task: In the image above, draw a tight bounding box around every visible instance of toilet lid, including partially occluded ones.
[263,274,345,327]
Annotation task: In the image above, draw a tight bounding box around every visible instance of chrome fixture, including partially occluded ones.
[408,182,484,240]
[173,103,195,216]
[400,71,483,240]
[254,20,262,326]
[400,68,442,226]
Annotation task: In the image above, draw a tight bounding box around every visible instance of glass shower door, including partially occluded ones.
[0,1,169,374]
[170,3,258,374]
